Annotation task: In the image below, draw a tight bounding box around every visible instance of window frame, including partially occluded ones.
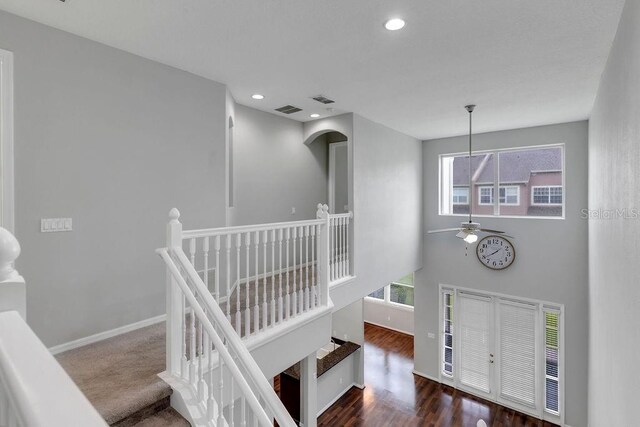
[531,185,563,206]
[438,143,565,220]
[365,273,415,311]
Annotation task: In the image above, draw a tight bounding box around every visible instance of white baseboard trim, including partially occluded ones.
[317,382,357,416]
[49,314,166,355]
[412,369,441,383]
[364,320,414,337]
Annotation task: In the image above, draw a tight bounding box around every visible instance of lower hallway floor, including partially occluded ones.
[56,317,560,426]
[315,323,558,427]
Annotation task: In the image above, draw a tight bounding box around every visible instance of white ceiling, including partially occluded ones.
[0,0,624,140]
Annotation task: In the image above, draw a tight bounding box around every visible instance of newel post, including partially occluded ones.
[316,204,330,306]
[0,227,25,320]
[166,208,183,376]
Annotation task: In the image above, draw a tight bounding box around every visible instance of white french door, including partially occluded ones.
[496,299,539,415]
[441,286,563,424]
[456,292,495,400]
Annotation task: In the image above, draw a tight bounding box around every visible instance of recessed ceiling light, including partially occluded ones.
[384,18,405,31]
[251,94,265,100]
[310,113,320,118]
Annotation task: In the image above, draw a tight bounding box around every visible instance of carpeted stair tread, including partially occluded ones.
[56,322,171,425]
[132,407,191,427]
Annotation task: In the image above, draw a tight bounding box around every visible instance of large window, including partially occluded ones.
[440,145,564,218]
[440,286,563,424]
[367,273,414,308]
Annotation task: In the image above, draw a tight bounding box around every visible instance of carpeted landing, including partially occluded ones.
[56,323,190,426]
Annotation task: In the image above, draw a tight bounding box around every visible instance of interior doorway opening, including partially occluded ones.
[307,131,348,214]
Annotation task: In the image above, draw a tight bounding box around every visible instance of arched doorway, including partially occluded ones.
[307,131,348,214]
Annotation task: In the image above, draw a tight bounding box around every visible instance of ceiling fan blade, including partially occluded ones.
[479,228,515,239]
[427,228,462,234]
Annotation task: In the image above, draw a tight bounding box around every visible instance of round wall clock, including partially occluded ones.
[476,235,515,270]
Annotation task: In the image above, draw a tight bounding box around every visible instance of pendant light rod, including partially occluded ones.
[465,104,476,224]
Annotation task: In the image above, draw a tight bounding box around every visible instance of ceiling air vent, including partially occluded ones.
[275,105,302,114]
[311,95,335,104]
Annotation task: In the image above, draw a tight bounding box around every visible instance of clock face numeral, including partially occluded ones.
[475,235,515,270]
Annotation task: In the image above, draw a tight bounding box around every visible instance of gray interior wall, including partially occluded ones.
[363,299,414,335]
[330,114,422,311]
[0,10,227,346]
[416,121,588,426]
[588,1,639,425]
[332,144,349,213]
[232,104,328,225]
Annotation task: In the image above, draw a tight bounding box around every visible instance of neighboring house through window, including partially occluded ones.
[452,187,468,205]
[532,186,563,205]
[440,145,564,217]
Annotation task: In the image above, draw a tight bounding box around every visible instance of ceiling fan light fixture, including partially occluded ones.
[384,18,406,31]
[463,233,478,244]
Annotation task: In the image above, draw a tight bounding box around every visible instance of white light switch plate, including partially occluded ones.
[41,218,72,232]
[428,332,436,339]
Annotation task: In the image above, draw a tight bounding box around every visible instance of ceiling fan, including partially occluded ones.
[427,105,513,244]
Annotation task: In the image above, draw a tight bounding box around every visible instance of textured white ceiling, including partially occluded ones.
[0,0,624,139]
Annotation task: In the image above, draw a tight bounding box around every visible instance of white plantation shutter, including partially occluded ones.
[458,293,492,393]
[498,300,538,408]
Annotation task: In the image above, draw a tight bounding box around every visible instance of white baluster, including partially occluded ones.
[235,234,242,335]
[346,216,350,276]
[277,229,284,324]
[218,357,225,426]
[241,396,247,427]
[244,232,251,338]
[253,231,260,334]
[229,379,235,426]
[189,311,196,386]
[207,333,214,421]
[181,294,188,380]
[330,218,335,282]
[298,226,304,314]
[339,217,344,279]
[212,237,219,303]
[311,225,316,310]
[198,325,206,400]
[316,204,330,307]
[262,230,268,331]
[225,234,231,321]
[189,238,196,267]
[291,227,297,317]
[285,228,290,321]
[343,217,348,278]
[203,237,210,296]
[270,229,276,327]
[304,225,310,312]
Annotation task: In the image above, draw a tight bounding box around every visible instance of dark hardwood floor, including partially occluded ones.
[314,322,558,427]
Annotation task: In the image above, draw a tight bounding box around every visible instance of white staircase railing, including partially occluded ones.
[159,248,294,426]
[158,204,354,426]
[328,212,353,284]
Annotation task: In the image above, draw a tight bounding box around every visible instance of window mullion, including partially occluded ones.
[493,151,500,215]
